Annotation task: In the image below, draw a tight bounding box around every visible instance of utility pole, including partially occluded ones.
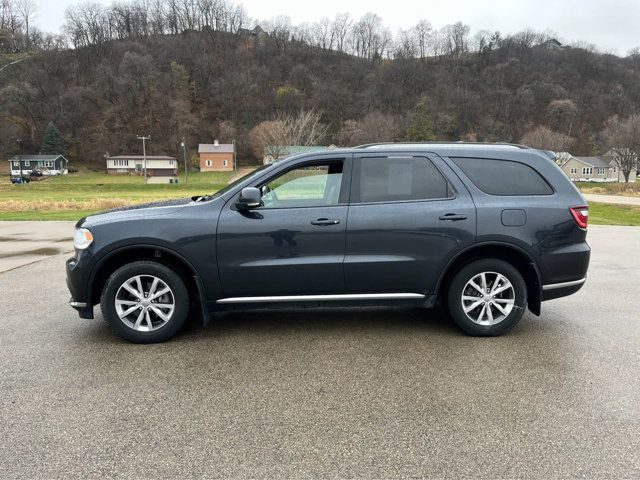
[137,135,150,184]
[181,138,188,184]
[17,139,23,181]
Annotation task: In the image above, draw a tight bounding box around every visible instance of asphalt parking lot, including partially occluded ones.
[1,225,639,478]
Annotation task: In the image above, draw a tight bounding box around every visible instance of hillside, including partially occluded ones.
[1,29,639,166]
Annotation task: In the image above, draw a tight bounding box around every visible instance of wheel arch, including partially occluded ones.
[89,244,208,321]
[437,242,542,316]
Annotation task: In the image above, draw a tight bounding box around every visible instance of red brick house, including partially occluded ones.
[199,141,235,171]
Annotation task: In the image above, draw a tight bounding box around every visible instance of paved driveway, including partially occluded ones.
[1,226,639,478]
[0,221,74,272]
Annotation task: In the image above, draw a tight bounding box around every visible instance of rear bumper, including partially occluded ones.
[541,277,586,301]
[536,240,590,301]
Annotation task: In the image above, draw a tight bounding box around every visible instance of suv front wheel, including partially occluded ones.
[446,259,527,336]
[100,261,189,343]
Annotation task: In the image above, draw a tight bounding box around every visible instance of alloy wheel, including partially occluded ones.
[114,275,175,332]
[460,271,515,325]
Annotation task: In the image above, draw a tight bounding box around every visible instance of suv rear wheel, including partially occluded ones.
[446,259,527,336]
[100,261,189,343]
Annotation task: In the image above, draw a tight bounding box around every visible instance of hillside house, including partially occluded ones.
[106,155,178,176]
[8,154,69,175]
[560,155,636,182]
[198,141,235,171]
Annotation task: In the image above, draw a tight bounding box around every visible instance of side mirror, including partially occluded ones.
[236,187,261,210]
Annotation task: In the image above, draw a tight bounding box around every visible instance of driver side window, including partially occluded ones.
[260,162,343,209]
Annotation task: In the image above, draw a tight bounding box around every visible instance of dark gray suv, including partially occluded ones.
[66,143,590,343]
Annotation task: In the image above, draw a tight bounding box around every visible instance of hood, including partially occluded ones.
[77,197,194,228]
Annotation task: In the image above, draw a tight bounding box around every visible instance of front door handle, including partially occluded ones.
[439,213,468,221]
[311,218,340,226]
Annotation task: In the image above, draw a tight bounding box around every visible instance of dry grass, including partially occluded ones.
[576,182,640,196]
[0,198,140,212]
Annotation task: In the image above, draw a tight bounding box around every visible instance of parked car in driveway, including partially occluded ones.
[67,143,591,343]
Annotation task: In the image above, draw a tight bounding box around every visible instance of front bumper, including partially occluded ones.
[66,250,96,319]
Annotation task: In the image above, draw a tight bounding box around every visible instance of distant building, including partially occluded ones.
[106,155,178,176]
[199,141,235,171]
[262,145,331,165]
[238,25,268,46]
[536,38,565,50]
[560,155,636,182]
[8,154,69,176]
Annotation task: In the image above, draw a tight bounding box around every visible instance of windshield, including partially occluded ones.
[210,164,273,198]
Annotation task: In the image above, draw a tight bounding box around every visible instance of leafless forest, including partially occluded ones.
[1,0,639,166]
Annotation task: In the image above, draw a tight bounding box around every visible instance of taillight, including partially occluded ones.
[570,205,588,229]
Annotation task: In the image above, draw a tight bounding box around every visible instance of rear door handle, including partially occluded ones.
[311,218,340,226]
[439,213,468,221]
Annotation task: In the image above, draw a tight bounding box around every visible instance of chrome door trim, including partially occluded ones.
[216,293,425,304]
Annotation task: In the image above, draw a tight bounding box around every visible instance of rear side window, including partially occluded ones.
[358,156,450,203]
[450,157,553,195]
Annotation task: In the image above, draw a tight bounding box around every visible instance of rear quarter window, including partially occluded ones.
[450,157,553,195]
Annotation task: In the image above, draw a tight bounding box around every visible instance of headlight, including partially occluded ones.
[74,227,94,250]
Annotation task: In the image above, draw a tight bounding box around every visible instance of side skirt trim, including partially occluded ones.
[216,293,425,304]
[542,278,586,291]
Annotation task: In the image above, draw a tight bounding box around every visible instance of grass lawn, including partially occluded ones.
[0,171,238,221]
[588,202,640,226]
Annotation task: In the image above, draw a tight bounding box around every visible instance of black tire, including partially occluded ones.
[100,261,189,343]
[446,258,527,336]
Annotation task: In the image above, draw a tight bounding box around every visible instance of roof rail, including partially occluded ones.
[356,141,530,150]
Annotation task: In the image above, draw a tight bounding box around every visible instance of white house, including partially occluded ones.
[106,155,178,176]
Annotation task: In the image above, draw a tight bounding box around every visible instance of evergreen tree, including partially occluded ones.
[406,103,435,142]
[40,122,66,155]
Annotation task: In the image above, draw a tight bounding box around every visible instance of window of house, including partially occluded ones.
[260,161,343,208]
[223,160,228,167]
[206,160,212,167]
[582,167,592,175]
[44,160,54,168]
[597,168,606,175]
[24,160,30,166]
[356,156,450,203]
[451,157,553,196]
[570,168,577,174]
[13,161,19,168]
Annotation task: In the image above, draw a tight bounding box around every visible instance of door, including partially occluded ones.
[217,156,351,297]
[344,153,476,295]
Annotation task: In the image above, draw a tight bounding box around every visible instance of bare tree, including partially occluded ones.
[547,99,577,137]
[331,13,351,53]
[412,19,432,58]
[16,0,35,49]
[601,115,640,183]
[520,125,575,152]
[249,110,328,161]
[338,112,404,146]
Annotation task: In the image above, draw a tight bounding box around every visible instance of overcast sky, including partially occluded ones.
[33,0,640,55]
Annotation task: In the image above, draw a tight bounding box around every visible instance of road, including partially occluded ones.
[1,225,639,478]
[584,193,640,206]
[0,221,74,272]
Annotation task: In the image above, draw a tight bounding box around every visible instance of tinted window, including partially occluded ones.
[358,156,450,203]
[260,162,343,208]
[451,157,553,195]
